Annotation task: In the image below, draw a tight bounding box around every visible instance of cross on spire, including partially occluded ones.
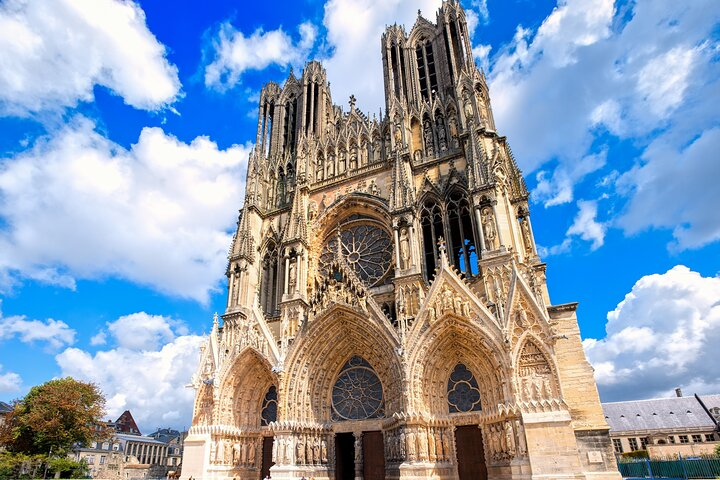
[349,94,356,110]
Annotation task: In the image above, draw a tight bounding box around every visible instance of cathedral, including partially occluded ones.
[181,2,621,479]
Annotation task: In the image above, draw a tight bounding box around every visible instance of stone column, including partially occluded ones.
[491,202,505,248]
[354,432,364,480]
[284,254,290,295]
[475,206,486,257]
[394,228,402,271]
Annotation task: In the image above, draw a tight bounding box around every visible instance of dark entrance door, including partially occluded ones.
[455,425,488,480]
[335,432,355,480]
[362,431,385,480]
[261,436,274,479]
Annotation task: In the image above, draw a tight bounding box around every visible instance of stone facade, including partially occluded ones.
[181,2,621,479]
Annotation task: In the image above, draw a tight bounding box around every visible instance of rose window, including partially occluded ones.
[331,356,385,421]
[319,220,393,287]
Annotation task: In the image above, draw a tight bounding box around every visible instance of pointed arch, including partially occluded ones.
[419,194,445,279]
[260,240,280,316]
[446,187,479,276]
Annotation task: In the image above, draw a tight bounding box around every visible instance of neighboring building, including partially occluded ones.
[181,1,621,480]
[0,401,12,427]
[73,411,185,479]
[604,393,720,457]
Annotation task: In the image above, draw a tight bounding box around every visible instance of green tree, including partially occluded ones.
[2,377,106,455]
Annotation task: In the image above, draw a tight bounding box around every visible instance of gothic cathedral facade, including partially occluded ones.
[182,2,620,480]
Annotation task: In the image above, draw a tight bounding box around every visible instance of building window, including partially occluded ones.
[446,190,478,276]
[260,242,279,316]
[260,385,278,426]
[640,437,649,449]
[447,364,482,413]
[692,434,703,443]
[331,356,384,421]
[420,198,445,277]
[612,439,623,454]
[679,435,689,444]
[102,442,110,450]
[113,443,120,451]
[91,441,98,449]
[87,456,95,465]
[668,436,676,444]
[706,433,716,441]
[628,438,639,451]
[172,458,177,466]
[100,456,106,465]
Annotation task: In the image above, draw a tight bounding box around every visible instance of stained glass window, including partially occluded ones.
[331,356,384,421]
[261,385,277,426]
[319,221,393,287]
[447,364,482,413]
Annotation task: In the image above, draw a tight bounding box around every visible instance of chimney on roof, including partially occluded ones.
[675,388,683,397]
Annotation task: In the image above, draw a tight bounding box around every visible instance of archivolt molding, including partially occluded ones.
[406,319,510,416]
[214,348,278,429]
[279,307,403,423]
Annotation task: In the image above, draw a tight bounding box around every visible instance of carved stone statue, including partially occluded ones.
[399,227,411,269]
[423,120,434,156]
[520,216,533,254]
[437,117,447,151]
[481,207,498,250]
[448,115,459,148]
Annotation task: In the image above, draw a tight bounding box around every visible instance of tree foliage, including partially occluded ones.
[1,377,106,455]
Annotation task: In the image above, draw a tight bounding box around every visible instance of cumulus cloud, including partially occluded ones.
[57,314,203,430]
[205,21,317,90]
[107,313,184,351]
[0,0,181,113]
[537,198,606,256]
[0,117,251,302]
[584,266,720,401]
[0,364,22,393]
[0,302,76,349]
[487,0,719,247]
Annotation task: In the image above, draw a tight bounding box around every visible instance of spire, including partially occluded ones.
[231,204,255,264]
[389,151,415,212]
[282,183,309,245]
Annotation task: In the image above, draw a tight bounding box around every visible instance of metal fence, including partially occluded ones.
[618,457,720,479]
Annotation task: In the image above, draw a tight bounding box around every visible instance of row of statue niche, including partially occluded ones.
[485,420,527,463]
[421,115,459,159]
[272,434,328,466]
[427,285,471,323]
[211,437,259,467]
[463,89,491,129]
[520,372,553,401]
[384,427,452,463]
[315,139,382,182]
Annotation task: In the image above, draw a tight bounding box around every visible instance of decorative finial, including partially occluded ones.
[349,94,356,110]
[418,9,422,16]
[213,312,219,326]
[438,237,448,267]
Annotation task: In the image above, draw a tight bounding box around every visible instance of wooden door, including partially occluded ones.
[362,431,385,480]
[455,425,487,480]
[261,436,274,479]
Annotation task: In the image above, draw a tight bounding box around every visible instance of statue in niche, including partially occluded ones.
[321,439,328,464]
[369,179,380,196]
[296,436,305,465]
[350,145,358,170]
[448,115,459,148]
[399,227,411,269]
[327,154,335,178]
[423,120,434,156]
[418,429,428,459]
[372,137,381,162]
[464,94,474,120]
[288,259,297,291]
[384,130,391,154]
[437,117,447,151]
[354,436,362,463]
[312,437,320,464]
[394,122,402,147]
[216,438,226,463]
[407,430,416,460]
[515,420,527,455]
[399,431,406,458]
[435,430,443,461]
[481,207,498,250]
[520,216,533,254]
[339,150,346,173]
[360,139,368,165]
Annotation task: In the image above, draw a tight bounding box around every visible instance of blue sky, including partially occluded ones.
[0,0,719,432]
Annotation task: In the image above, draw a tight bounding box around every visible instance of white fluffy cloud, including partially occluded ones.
[0,117,251,302]
[0,303,76,349]
[584,266,720,401]
[205,21,317,90]
[0,0,181,113]
[486,0,720,248]
[0,364,21,393]
[107,313,181,351]
[57,313,203,430]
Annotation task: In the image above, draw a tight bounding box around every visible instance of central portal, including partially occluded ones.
[362,431,385,480]
[335,433,355,480]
